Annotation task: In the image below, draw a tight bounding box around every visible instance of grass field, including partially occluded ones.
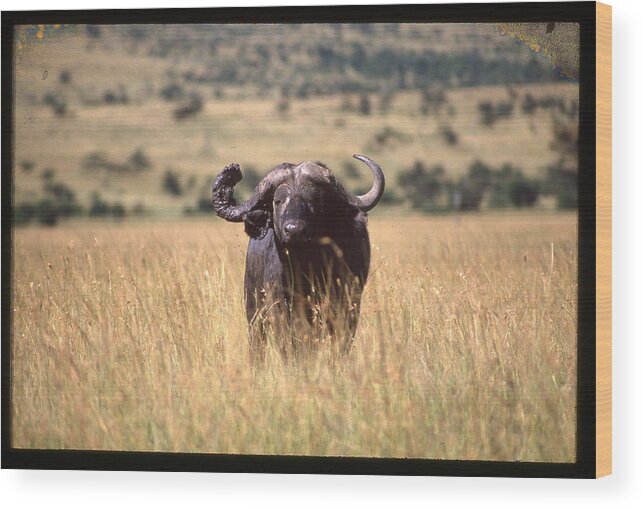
[12,213,577,461]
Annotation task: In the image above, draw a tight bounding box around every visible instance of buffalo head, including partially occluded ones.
[211,154,385,242]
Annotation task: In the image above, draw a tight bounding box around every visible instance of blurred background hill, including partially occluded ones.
[13,23,579,226]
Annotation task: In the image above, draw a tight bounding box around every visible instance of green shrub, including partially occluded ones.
[162,170,183,196]
[128,148,151,172]
[35,199,59,226]
[59,70,72,85]
[173,93,204,120]
[380,188,402,205]
[358,93,371,115]
[544,162,577,210]
[478,99,514,126]
[343,161,360,179]
[398,161,448,210]
[19,160,35,172]
[241,166,262,191]
[111,202,126,219]
[160,83,185,102]
[489,164,540,208]
[197,197,212,213]
[454,161,493,211]
[478,101,495,126]
[41,168,56,180]
[83,149,151,174]
[89,193,129,219]
[43,92,67,117]
[13,203,37,226]
[439,125,459,146]
[103,86,129,105]
[89,193,112,217]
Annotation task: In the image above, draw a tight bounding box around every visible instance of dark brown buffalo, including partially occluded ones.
[211,154,385,358]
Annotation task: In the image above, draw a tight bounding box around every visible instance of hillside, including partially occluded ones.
[13,23,578,224]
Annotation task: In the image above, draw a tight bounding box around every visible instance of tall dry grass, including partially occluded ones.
[12,214,577,461]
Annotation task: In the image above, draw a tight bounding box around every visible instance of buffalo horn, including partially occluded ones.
[211,162,291,222]
[349,154,386,212]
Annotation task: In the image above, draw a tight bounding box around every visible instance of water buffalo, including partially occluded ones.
[211,154,385,358]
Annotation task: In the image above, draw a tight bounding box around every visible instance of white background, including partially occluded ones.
[1,0,641,507]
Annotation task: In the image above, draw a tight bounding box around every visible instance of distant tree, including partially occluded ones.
[380,188,402,205]
[43,180,82,218]
[89,193,112,217]
[496,101,514,118]
[162,170,183,196]
[13,202,37,226]
[59,70,72,85]
[43,92,67,117]
[295,83,311,99]
[35,199,59,226]
[196,197,212,213]
[489,164,539,208]
[317,45,336,69]
[550,119,578,160]
[241,167,262,191]
[468,160,492,185]
[111,202,126,219]
[255,43,271,62]
[358,93,371,115]
[342,161,360,179]
[545,163,577,209]
[87,195,126,219]
[398,161,447,210]
[82,152,125,173]
[19,160,35,172]
[41,168,56,180]
[439,125,459,146]
[420,87,447,116]
[454,161,493,211]
[478,99,514,126]
[478,101,496,126]
[103,86,128,105]
[372,126,406,148]
[160,83,185,102]
[545,118,578,209]
[128,148,151,172]
[174,93,204,120]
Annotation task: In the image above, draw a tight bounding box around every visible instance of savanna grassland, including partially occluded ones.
[12,214,577,461]
[13,24,578,218]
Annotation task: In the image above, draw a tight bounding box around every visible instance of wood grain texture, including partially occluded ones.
[596,1,612,478]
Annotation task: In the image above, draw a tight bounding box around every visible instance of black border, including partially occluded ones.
[1,2,598,478]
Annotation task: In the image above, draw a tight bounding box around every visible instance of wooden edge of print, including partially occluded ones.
[0,2,606,479]
[595,1,612,479]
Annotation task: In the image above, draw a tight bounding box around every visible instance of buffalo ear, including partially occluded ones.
[243,210,271,240]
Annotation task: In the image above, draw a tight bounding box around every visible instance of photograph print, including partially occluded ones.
[3,4,599,475]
